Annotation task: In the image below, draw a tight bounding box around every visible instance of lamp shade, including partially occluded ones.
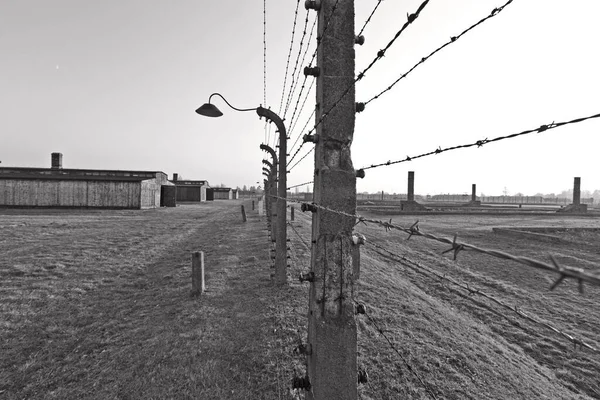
[195,103,223,117]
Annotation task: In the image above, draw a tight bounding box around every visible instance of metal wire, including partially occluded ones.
[263,0,269,150]
[364,0,515,106]
[363,238,598,352]
[288,80,316,155]
[287,181,313,190]
[299,0,431,143]
[269,195,600,290]
[357,0,430,83]
[287,17,318,134]
[288,147,315,172]
[288,221,311,251]
[283,10,313,120]
[359,111,600,171]
[278,0,302,116]
[357,0,384,37]
[354,298,439,399]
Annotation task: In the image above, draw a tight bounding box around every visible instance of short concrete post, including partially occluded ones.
[192,251,205,295]
[252,200,255,211]
[407,171,415,201]
[573,177,581,205]
[472,184,476,202]
[291,206,295,221]
[241,205,247,222]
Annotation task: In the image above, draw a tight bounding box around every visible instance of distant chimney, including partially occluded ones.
[173,173,178,182]
[51,153,62,169]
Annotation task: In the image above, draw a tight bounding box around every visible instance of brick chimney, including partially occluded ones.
[51,153,63,169]
[173,173,178,182]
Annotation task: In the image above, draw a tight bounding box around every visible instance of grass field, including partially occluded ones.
[1,201,599,399]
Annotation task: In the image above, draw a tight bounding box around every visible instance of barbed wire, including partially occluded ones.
[288,221,311,251]
[283,9,312,120]
[288,147,315,172]
[357,0,384,37]
[287,109,314,166]
[277,0,301,116]
[362,238,598,352]
[287,181,313,190]
[359,111,600,171]
[297,0,431,148]
[269,195,600,290]
[353,298,439,399]
[357,0,430,83]
[363,0,514,107]
[263,0,269,151]
[288,85,316,157]
[286,16,317,134]
[263,0,268,110]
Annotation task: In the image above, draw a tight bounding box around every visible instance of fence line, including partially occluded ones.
[268,195,600,290]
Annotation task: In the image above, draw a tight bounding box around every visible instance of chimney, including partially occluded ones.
[173,173,178,182]
[573,177,581,205]
[51,153,62,169]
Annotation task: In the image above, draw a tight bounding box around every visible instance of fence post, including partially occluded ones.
[191,251,205,295]
[291,206,295,221]
[241,205,247,222]
[305,0,357,398]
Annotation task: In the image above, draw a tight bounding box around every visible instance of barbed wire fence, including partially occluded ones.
[262,0,600,397]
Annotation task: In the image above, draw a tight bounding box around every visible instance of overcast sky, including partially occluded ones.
[1,0,599,196]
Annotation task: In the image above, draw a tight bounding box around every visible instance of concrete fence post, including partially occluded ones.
[241,205,247,222]
[192,251,205,295]
[291,206,295,221]
[306,0,357,397]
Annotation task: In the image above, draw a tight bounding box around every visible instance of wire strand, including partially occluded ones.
[278,0,302,116]
[358,111,600,171]
[357,0,384,37]
[362,238,598,352]
[364,0,515,107]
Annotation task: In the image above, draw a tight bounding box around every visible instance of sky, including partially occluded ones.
[1,0,599,196]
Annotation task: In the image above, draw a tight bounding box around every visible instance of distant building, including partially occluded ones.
[212,187,234,200]
[171,173,209,202]
[0,153,173,209]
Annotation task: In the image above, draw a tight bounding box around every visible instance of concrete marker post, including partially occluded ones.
[191,251,205,295]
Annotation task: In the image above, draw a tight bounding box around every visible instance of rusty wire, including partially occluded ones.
[364,0,514,106]
[353,298,439,399]
[363,238,599,353]
[269,195,600,290]
[359,111,600,171]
